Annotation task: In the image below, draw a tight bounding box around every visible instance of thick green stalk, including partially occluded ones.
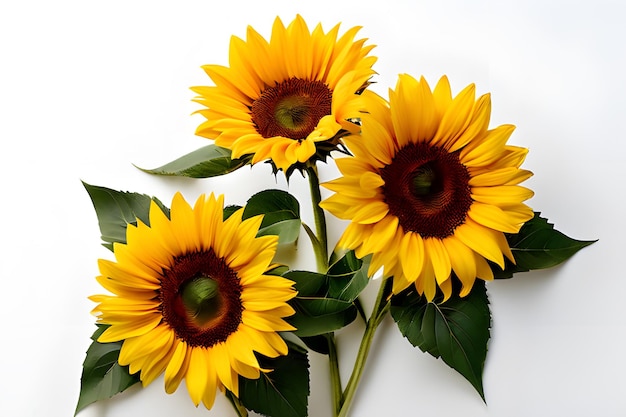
[337,278,391,417]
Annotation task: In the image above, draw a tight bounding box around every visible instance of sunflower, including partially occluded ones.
[89,193,297,409]
[192,15,377,174]
[320,74,534,301]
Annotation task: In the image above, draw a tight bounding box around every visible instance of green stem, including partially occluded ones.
[326,333,343,416]
[305,163,341,416]
[337,278,391,417]
[225,390,248,417]
[306,164,329,271]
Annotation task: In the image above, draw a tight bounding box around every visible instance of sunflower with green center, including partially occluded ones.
[90,193,297,409]
[320,74,534,301]
[192,15,377,174]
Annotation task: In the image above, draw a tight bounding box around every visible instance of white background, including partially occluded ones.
[0,0,624,416]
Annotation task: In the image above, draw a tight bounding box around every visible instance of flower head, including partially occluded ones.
[321,74,534,301]
[90,193,296,408]
[192,15,376,174]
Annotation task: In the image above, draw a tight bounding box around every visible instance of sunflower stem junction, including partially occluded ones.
[337,278,392,417]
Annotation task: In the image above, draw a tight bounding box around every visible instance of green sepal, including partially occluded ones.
[493,212,597,278]
[284,270,358,338]
[391,281,491,400]
[243,189,301,244]
[75,325,140,415]
[83,182,169,251]
[238,340,310,417]
[135,144,250,178]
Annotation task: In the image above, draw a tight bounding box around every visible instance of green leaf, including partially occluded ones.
[136,144,250,178]
[391,281,491,400]
[75,325,140,415]
[283,270,327,297]
[326,250,370,303]
[223,204,242,220]
[83,182,168,251]
[238,340,309,417]
[494,212,597,278]
[283,270,358,337]
[243,190,302,244]
[289,298,357,337]
[298,335,330,355]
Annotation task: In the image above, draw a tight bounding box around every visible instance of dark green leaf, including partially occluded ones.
[494,212,597,278]
[83,182,169,251]
[238,340,309,417]
[391,281,491,400]
[326,251,370,303]
[283,270,327,297]
[243,190,301,244]
[75,325,140,415]
[283,270,357,337]
[298,335,330,355]
[266,264,290,277]
[288,297,357,337]
[223,204,242,220]
[136,144,250,178]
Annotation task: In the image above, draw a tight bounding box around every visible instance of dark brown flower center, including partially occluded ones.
[251,78,333,140]
[159,250,243,348]
[380,142,472,238]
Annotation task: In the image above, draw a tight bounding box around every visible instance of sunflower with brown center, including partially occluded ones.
[90,193,297,408]
[192,15,377,174]
[320,75,534,301]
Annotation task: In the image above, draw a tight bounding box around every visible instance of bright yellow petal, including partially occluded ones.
[399,231,425,282]
[467,202,525,233]
[164,341,189,394]
[442,236,477,297]
[454,219,505,268]
[423,238,452,285]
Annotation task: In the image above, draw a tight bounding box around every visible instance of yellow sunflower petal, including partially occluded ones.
[424,238,452,285]
[164,341,189,394]
[431,83,475,148]
[448,93,491,153]
[418,257,437,302]
[467,202,525,233]
[442,236,477,296]
[454,219,505,268]
[461,124,516,167]
[472,185,534,206]
[399,231,425,282]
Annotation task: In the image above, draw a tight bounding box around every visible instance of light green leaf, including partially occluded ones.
[243,190,301,244]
